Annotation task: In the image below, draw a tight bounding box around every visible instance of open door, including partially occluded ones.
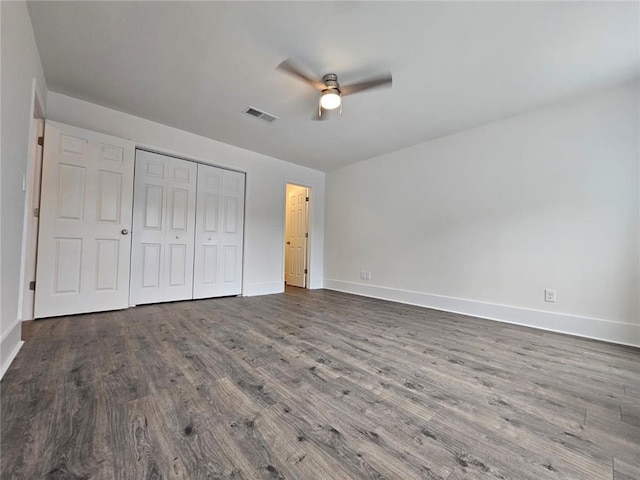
[34,121,135,318]
[284,184,309,288]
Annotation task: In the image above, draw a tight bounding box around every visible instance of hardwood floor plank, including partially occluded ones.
[621,404,640,427]
[614,457,640,480]
[36,380,109,479]
[108,396,190,479]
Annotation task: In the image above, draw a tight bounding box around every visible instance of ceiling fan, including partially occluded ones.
[276,59,392,119]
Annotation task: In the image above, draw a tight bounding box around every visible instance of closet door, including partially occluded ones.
[130,151,197,305]
[193,164,245,299]
[34,121,135,318]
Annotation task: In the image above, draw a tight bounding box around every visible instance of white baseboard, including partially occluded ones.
[324,279,640,347]
[0,319,24,380]
[243,282,284,297]
[244,280,324,296]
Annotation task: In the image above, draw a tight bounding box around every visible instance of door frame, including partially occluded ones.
[283,182,312,289]
[17,83,45,321]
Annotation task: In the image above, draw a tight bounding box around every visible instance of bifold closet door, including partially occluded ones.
[35,121,135,318]
[193,164,245,299]
[130,151,197,305]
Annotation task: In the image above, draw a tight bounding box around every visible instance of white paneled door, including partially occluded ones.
[193,164,245,299]
[285,184,309,288]
[130,151,197,305]
[34,121,135,318]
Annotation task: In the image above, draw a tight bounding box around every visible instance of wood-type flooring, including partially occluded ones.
[1,287,639,479]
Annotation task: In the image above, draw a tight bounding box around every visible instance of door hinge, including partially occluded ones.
[304,269,308,274]
[29,281,36,291]
[33,207,39,217]
[306,196,309,202]
[37,136,44,146]
[304,232,308,238]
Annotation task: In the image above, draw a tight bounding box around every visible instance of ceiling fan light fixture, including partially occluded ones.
[276,59,392,119]
[320,89,341,110]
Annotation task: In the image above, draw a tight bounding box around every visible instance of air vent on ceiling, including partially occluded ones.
[243,106,279,124]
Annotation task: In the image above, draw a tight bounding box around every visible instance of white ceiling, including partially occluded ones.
[27,1,639,171]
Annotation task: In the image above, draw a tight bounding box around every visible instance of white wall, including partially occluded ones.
[0,1,48,377]
[325,81,639,346]
[46,92,325,297]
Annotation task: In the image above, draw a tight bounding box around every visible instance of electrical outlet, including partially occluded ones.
[544,289,556,303]
[360,271,371,281]
[366,271,371,280]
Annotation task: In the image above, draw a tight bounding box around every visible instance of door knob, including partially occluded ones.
[121,229,129,235]
[286,241,291,245]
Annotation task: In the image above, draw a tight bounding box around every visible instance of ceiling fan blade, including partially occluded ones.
[277,59,325,91]
[341,72,392,96]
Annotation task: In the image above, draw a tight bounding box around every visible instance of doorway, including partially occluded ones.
[284,183,310,288]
